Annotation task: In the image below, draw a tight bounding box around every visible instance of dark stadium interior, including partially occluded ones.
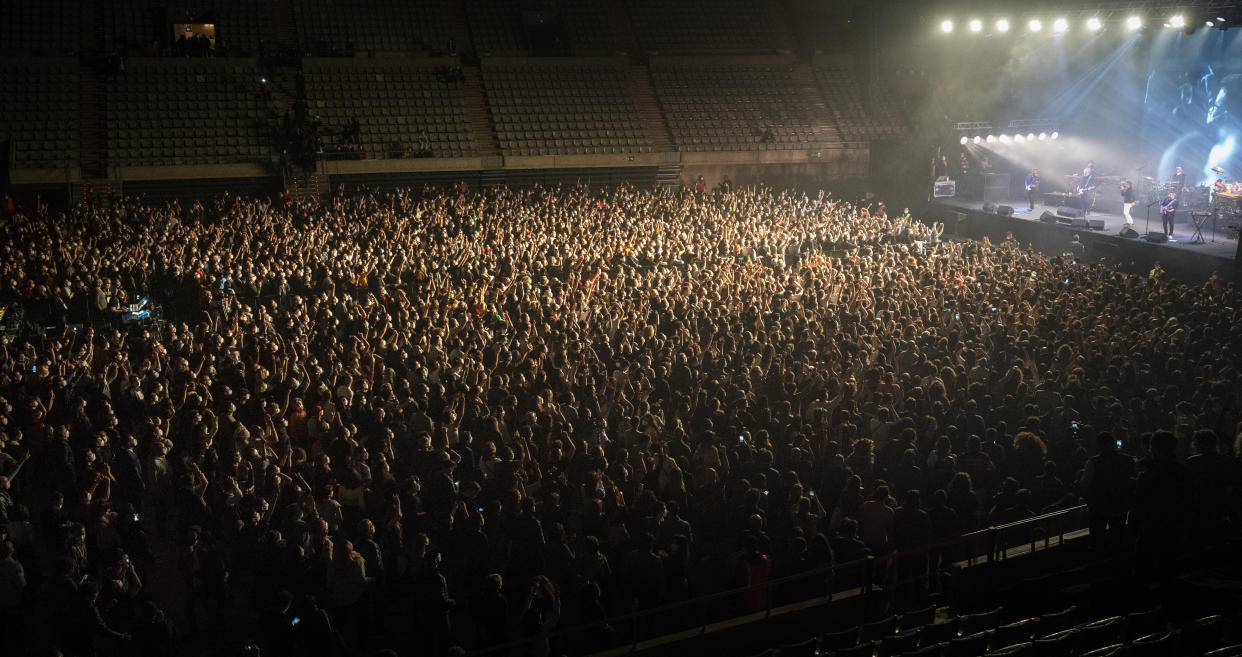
[3,2,1242,657]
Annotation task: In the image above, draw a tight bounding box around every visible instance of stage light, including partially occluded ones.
[999,134,1011,143]
[1053,18,1068,33]
[1026,133,1036,142]
[986,135,997,143]
[973,136,982,144]
[1168,15,1185,28]
[1086,17,1101,31]
[1029,19,1042,32]
[1126,16,1143,30]
[1207,20,1214,27]
[1050,132,1060,140]
[941,20,953,33]
[960,136,969,145]
[996,19,1010,33]
[969,19,983,33]
[1014,134,1025,143]
[1038,132,1048,141]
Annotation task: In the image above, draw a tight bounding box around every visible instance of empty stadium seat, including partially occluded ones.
[482,59,650,156]
[901,606,938,631]
[106,59,271,167]
[302,60,474,159]
[0,59,81,169]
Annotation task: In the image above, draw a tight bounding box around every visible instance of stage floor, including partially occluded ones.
[934,196,1240,261]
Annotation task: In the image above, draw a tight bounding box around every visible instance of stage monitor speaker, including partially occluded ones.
[1145,231,1168,243]
[1119,226,1139,238]
[1057,206,1084,218]
[982,202,997,213]
[1088,218,1105,230]
[997,205,1014,216]
[1039,211,1058,223]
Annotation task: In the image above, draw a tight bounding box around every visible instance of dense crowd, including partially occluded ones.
[0,182,1241,657]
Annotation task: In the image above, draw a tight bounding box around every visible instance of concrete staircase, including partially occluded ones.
[790,63,843,147]
[271,0,300,53]
[608,0,641,56]
[462,68,500,157]
[630,66,674,153]
[78,68,109,179]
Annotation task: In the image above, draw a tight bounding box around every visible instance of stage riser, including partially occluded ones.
[933,204,1239,284]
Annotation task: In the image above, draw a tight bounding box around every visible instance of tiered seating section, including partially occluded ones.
[107,60,272,166]
[651,60,833,152]
[303,60,474,158]
[467,0,616,55]
[762,605,1242,657]
[107,1,271,55]
[293,0,458,54]
[0,60,80,170]
[482,60,650,156]
[1,0,82,54]
[626,0,781,53]
[815,60,908,142]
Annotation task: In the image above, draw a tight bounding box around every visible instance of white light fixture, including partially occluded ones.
[986,135,997,143]
[960,136,969,145]
[941,20,954,33]
[1126,16,1143,30]
[1026,133,1036,142]
[1207,20,1215,27]
[1169,15,1185,28]
[1053,18,1069,33]
[1050,132,1060,140]
[999,134,1012,143]
[1087,17,1102,31]
[970,19,983,33]
[996,19,1010,33]
[1014,134,1026,143]
[1038,132,1048,141]
[1029,19,1043,32]
[973,136,982,144]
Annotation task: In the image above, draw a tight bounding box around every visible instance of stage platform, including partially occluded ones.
[926,195,1241,283]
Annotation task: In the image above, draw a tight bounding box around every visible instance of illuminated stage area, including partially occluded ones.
[917,6,1242,279]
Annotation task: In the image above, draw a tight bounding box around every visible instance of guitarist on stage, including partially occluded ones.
[1160,191,1179,238]
[1077,166,1096,217]
[1024,168,1040,212]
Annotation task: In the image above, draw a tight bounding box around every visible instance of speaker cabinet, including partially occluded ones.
[997,205,1014,216]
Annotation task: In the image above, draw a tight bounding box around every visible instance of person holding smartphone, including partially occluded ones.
[1082,432,1136,559]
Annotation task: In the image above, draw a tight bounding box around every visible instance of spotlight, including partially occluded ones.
[1038,132,1048,140]
[996,19,1010,33]
[1053,18,1068,33]
[973,136,982,144]
[999,134,1011,143]
[1050,132,1060,140]
[1029,19,1042,32]
[1126,16,1142,30]
[1207,20,1214,27]
[1168,15,1185,28]
[986,135,997,143]
[1026,133,1036,142]
[1087,17,1101,31]
[960,136,969,145]
[941,20,953,33]
[969,19,983,33]
[1014,134,1026,143]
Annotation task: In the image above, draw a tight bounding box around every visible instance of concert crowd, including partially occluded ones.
[0,182,1240,657]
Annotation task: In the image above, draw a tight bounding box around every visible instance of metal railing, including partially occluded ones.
[464,504,1088,657]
